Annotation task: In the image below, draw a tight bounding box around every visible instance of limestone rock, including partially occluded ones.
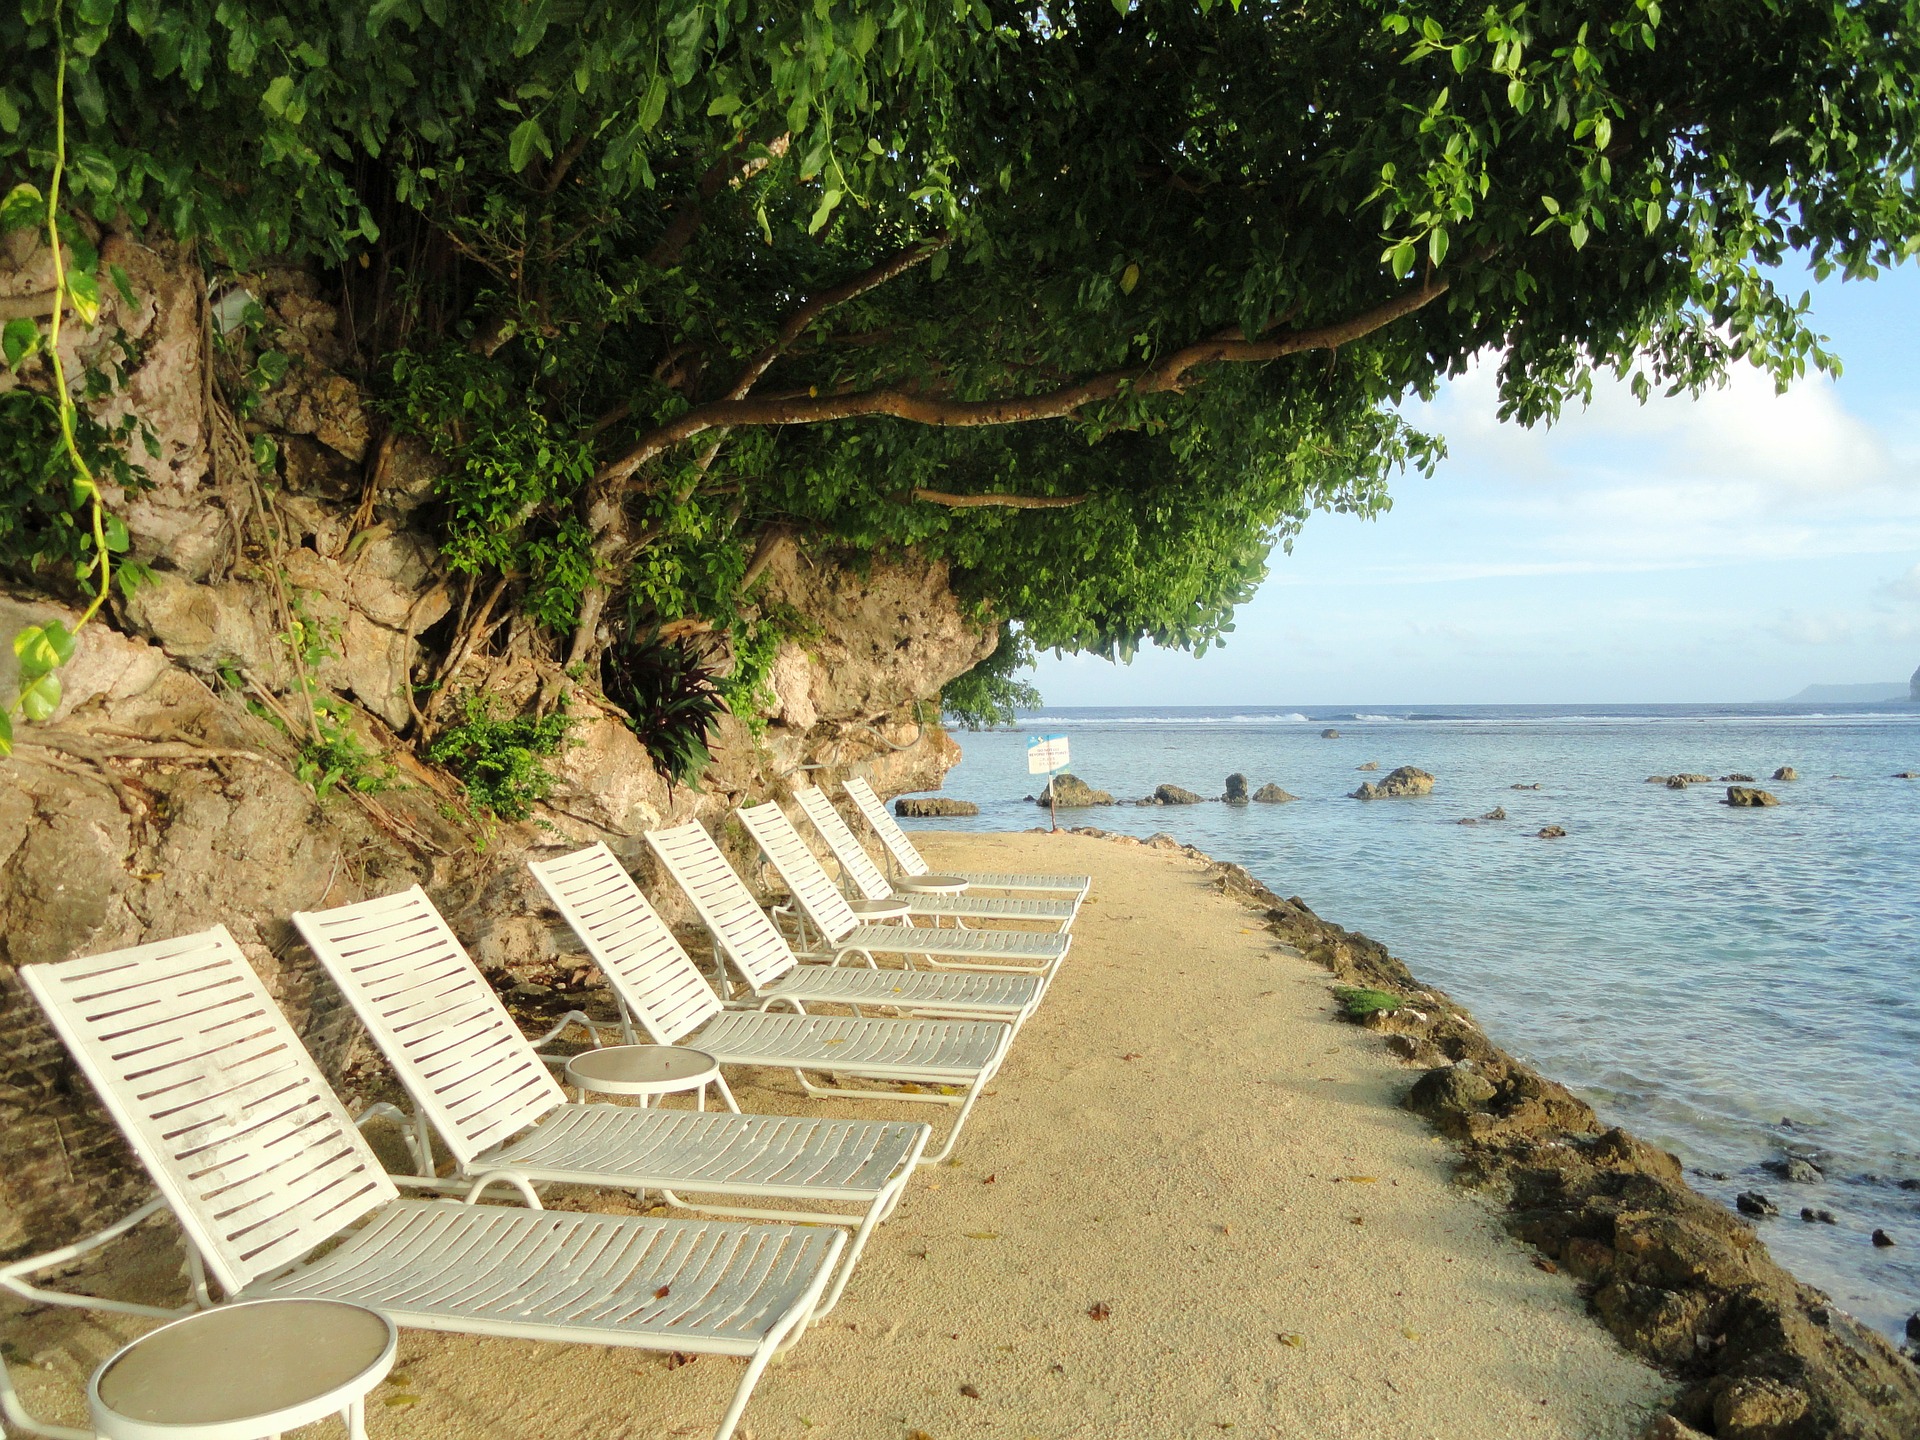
[1771,766,1799,782]
[1676,773,1713,784]
[1736,1191,1779,1217]
[1405,1063,1497,1133]
[1512,782,1542,790]
[766,643,817,731]
[1355,761,1379,771]
[1726,787,1779,807]
[1351,765,1434,800]
[1536,824,1568,838]
[1640,1414,1711,1440]
[895,796,979,817]
[1874,1229,1897,1247]
[1801,1208,1837,1224]
[1251,783,1297,803]
[1320,727,1340,738]
[1647,775,1672,784]
[1763,1155,1823,1184]
[1721,773,1755,782]
[1712,1377,1808,1440]
[1037,773,1112,807]
[252,355,371,463]
[0,595,167,722]
[1666,776,1690,790]
[1153,783,1204,805]
[1897,771,1919,780]
[1482,807,1507,821]
[1222,773,1249,804]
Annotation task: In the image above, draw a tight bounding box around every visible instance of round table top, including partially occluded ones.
[92,1298,395,1440]
[849,897,914,921]
[566,1043,720,1096]
[891,874,968,896]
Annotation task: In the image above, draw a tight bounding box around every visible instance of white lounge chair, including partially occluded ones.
[733,802,1069,988]
[11,928,845,1440]
[844,776,1093,899]
[530,842,1013,1163]
[795,786,1078,928]
[291,886,929,1314]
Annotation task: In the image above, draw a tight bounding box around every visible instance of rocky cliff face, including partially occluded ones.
[0,234,990,1254]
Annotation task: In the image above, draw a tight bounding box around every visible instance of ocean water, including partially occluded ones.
[912,703,1920,1339]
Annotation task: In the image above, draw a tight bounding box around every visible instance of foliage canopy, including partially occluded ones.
[5,0,1919,705]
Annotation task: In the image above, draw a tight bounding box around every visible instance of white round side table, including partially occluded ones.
[890,874,968,896]
[90,1298,396,1440]
[565,1044,732,1110]
[848,897,914,922]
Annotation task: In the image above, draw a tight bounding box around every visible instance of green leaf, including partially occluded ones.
[508,118,550,173]
[1388,240,1416,280]
[68,146,117,197]
[706,93,741,118]
[637,74,668,132]
[103,514,131,553]
[39,620,76,666]
[2,316,40,371]
[0,89,20,135]
[14,626,59,675]
[807,188,842,235]
[1568,217,1590,250]
[1119,262,1140,295]
[0,183,42,231]
[252,433,280,471]
[1428,226,1449,267]
[1592,114,1612,151]
[65,271,101,325]
[0,708,12,756]
[19,673,62,723]
[76,0,116,25]
[665,8,708,87]
[109,262,137,307]
[261,75,296,117]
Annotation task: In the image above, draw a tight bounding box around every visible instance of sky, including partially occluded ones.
[1029,264,1920,707]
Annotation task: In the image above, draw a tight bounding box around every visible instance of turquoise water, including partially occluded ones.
[915,704,1920,1339]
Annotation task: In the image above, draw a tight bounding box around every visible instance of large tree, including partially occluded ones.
[4,0,1917,719]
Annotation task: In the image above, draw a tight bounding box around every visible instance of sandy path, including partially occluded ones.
[3,829,1668,1440]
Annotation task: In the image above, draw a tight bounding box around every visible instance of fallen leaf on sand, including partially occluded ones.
[664,1352,697,1369]
[960,1383,981,1399]
[1278,1333,1305,1347]
[1120,1052,1142,1061]
[982,1173,997,1184]
[1338,1176,1378,1184]
[1350,1216,1365,1225]
[1402,1328,1422,1340]
[964,1231,1001,1240]
[1087,1301,1112,1321]
[908,1431,935,1440]
[384,1396,419,1408]
[1532,1257,1559,1274]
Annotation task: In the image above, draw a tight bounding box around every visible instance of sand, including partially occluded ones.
[3,828,1670,1440]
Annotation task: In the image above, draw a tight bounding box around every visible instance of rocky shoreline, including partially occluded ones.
[1066,825,1920,1440]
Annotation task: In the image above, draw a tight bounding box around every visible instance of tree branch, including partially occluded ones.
[644,140,754,270]
[597,274,1451,486]
[910,489,1089,509]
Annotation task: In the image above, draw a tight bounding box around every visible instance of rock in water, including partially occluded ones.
[1355,761,1380,771]
[1404,1063,1497,1134]
[1152,783,1204,805]
[1536,824,1568,839]
[1726,787,1779,807]
[1350,765,1434,800]
[1320,727,1341,738]
[1874,1229,1897,1247]
[1036,773,1113,807]
[1251,783,1297,803]
[1647,775,1671,784]
[1897,771,1920,780]
[1736,1191,1780,1217]
[1764,1155,1824,1184]
[1800,1208,1837,1224]
[1511,782,1542,790]
[1665,776,1689,789]
[894,796,980,817]
[1720,773,1755,782]
[1483,807,1507,821]
[1222,773,1250,804]
[1772,766,1799,781]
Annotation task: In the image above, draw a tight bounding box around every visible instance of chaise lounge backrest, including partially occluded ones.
[794,787,893,901]
[644,822,802,992]
[20,928,399,1297]
[526,842,725,1045]
[736,801,863,951]
[293,887,568,1169]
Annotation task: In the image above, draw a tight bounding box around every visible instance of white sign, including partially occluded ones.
[1027,734,1070,774]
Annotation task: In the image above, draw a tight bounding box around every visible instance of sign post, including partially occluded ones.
[1027,734,1070,832]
